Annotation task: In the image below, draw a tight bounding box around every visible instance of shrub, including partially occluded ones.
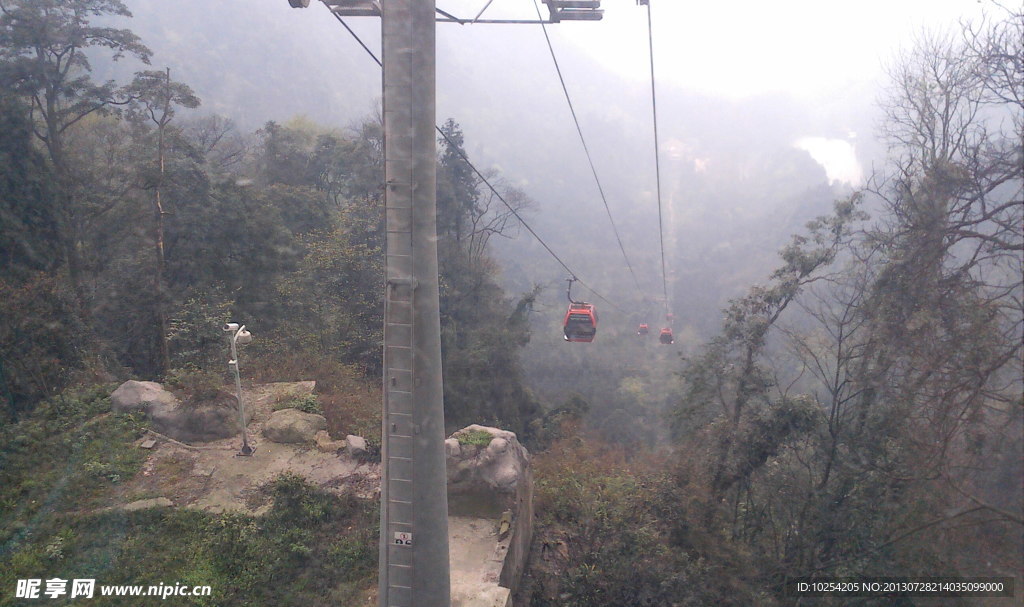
[166,284,235,371]
[272,393,322,415]
[522,431,761,607]
[164,365,225,403]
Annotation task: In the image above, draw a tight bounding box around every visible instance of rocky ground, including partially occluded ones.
[116,381,379,514]
[109,382,527,607]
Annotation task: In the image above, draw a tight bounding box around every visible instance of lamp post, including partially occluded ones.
[223,322,254,456]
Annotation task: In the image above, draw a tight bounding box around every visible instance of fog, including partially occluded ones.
[105,0,993,399]
[4,1,1019,601]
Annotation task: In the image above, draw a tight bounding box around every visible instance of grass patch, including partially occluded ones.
[0,385,147,547]
[0,473,378,606]
[456,429,494,447]
[1,384,379,606]
[272,393,323,415]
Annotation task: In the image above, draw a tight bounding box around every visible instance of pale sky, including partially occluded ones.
[572,0,985,99]
[441,0,989,100]
[260,0,993,186]
[424,0,990,185]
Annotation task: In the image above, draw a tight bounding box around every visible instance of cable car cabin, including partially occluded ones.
[563,302,598,342]
[637,323,649,336]
[659,327,674,344]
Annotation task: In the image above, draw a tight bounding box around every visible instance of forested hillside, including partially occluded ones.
[519,10,1024,605]
[0,0,1021,605]
[0,0,540,437]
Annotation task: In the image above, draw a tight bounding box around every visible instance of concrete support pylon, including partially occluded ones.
[378,0,451,606]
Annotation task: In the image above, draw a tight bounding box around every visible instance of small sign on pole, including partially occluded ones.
[394,532,413,547]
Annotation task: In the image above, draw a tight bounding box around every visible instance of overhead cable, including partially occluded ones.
[644,1,671,315]
[530,0,645,298]
[328,11,625,313]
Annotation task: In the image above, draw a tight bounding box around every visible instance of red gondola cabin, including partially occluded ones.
[659,327,674,344]
[637,323,650,335]
[563,302,598,342]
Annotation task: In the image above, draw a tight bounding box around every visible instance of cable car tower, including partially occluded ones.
[287,1,603,606]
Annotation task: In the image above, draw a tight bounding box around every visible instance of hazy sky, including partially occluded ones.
[340,0,990,184]
[439,0,988,100]
[126,0,992,187]
[271,0,989,101]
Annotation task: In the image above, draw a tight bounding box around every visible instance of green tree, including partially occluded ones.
[435,120,541,435]
[0,95,81,414]
[437,118,478,243]
[126,68,200,374]
[0,95,57,280]
[308,121,384,209]
[271,215,384,373]
[667,12,1022,595]
[256,120,317,188]
[0,0,151,310]
[671,196,863,439]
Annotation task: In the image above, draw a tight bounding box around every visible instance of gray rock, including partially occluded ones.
[315,430,346,453]
[487,437,509,455]
[176,402,238,442]
[263,408,328,443]
[346,434,368,458]
[446,425,530,499]
[122,497,173,512]
[111,381,238,443]
[446,424,534,595]
[111,380,177,414]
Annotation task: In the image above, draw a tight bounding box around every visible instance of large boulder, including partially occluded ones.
[111,380,176,415]
[446,425,530,508]
[446,425,534,595]
[157,400,239,443]
[110,380,238,443]
[263,408,327,444]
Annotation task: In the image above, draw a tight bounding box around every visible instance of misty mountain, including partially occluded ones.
[107,0,876,346]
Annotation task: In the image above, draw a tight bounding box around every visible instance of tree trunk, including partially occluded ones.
[153,68,171,375]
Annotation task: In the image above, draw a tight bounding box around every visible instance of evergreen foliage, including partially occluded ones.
[658,10,1023,599]
[0,2,1020,604]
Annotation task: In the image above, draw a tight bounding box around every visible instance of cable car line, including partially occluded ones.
[530,0,645,298]
[328,12,626,315]
[330,12,381,67]
[643,1,674,345]
[436,126,626,314]
[643,0,671,317]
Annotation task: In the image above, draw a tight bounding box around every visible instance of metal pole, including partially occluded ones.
[378,0,450,605]
[227,324,253,456]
